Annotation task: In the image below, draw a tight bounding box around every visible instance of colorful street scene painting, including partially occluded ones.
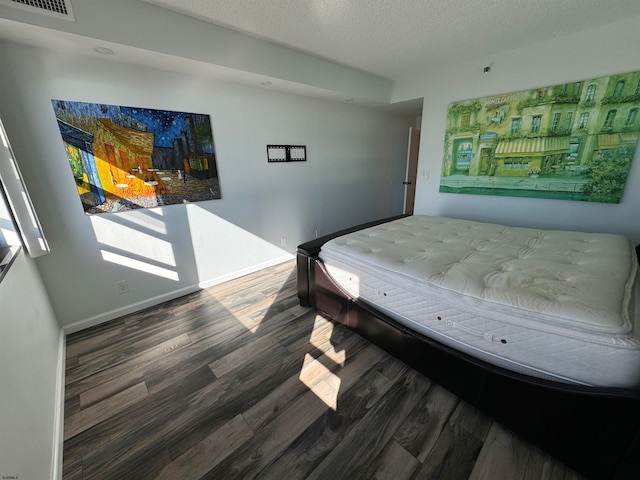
[51,100,221,214]
[440,70,640,203]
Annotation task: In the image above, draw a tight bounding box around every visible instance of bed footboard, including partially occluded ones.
[296,216,640,480]
[297,215,407,307]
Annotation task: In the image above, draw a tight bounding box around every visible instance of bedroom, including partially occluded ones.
[1,1,640,479]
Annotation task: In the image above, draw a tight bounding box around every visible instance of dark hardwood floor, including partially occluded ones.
[63,260,584,479]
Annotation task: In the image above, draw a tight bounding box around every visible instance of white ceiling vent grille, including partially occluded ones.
[0,0,75,21]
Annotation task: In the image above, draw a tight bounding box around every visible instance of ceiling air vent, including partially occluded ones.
[0,0,75,21]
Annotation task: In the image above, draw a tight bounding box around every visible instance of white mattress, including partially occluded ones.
[319,215,640,388]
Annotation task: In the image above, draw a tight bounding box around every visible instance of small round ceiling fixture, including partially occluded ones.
[260,81,272,86]
[93,47,115,55]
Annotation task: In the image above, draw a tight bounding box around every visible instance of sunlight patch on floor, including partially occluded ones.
[299,353,340,411]
[309,314,346,366]
[215,292,280,333]
[298,314,348,410]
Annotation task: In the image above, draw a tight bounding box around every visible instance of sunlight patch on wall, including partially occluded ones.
[101,250,179,281]
[187,204,292,291]
[91,199,179,281]
[121,208,168,234]
[91,215,176,267]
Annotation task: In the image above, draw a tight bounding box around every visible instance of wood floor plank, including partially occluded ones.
[360,439,421,480]
[66,322,128,358]
[155,414,254,480]
[522,446,566,480]
[75,312,178,363]
[76,318,195,369]
[203,262,293,301]
[203,335,394,479]
[413,423,484,480]
[565,469,586,480]
[65,333,191,391]
[279,311,339,353]
[255,369,393,480]
[305,369,431,480]
[64,381,148,440]
[373,351,410,381]
[61,455,82,480]
[201,382,333,479]
[64,365,216,462]
[86,436,172,480]
[65,354,79,371]
[468,423,531,480]
[448,400,493,442]
[66,298,185,359]
[64,393,80,417]
[71,300,281,401]
[242,336,375,432]
[76,367,217,479]
[208,333,280,377]
[184,305,266,344]
[144,334,252,395]
[182,299,313,376]
[393,383,459,462]
[162,341,322,459]
[79,370,146,408]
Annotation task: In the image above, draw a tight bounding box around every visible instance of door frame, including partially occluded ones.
[403,127,420,215]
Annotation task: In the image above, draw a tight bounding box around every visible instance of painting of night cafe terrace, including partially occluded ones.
[52,100,221,214]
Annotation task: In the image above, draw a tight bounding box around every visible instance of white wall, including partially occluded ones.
[0,41,412,331]
[0,0,392,104]
[0,250,64,480]
[393,16,640,243]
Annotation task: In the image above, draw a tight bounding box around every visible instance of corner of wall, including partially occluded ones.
[50,328,66,480]
[197,254,294,289]
[62,284,201,334]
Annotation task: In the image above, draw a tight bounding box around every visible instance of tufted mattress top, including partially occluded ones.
[321,215,637,337]
[318,215,640,387]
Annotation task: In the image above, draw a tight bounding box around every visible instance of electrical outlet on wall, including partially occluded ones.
[280,237,287,247]
[116,280,128,294]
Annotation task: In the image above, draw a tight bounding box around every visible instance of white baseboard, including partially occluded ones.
[198,254,294,289]
[62,284,200,334]
[62,255,294,334]
[50,328,66,480]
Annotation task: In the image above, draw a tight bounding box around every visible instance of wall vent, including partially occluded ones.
[0,0,75,21]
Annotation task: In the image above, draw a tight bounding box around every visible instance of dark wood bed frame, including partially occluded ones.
[297,215,640,480]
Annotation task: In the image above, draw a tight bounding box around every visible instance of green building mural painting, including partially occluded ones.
[440,70,640,203]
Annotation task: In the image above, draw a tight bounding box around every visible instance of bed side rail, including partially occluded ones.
[296,214,408,306]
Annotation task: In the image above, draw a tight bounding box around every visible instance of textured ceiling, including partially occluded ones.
[141,0,640,81]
